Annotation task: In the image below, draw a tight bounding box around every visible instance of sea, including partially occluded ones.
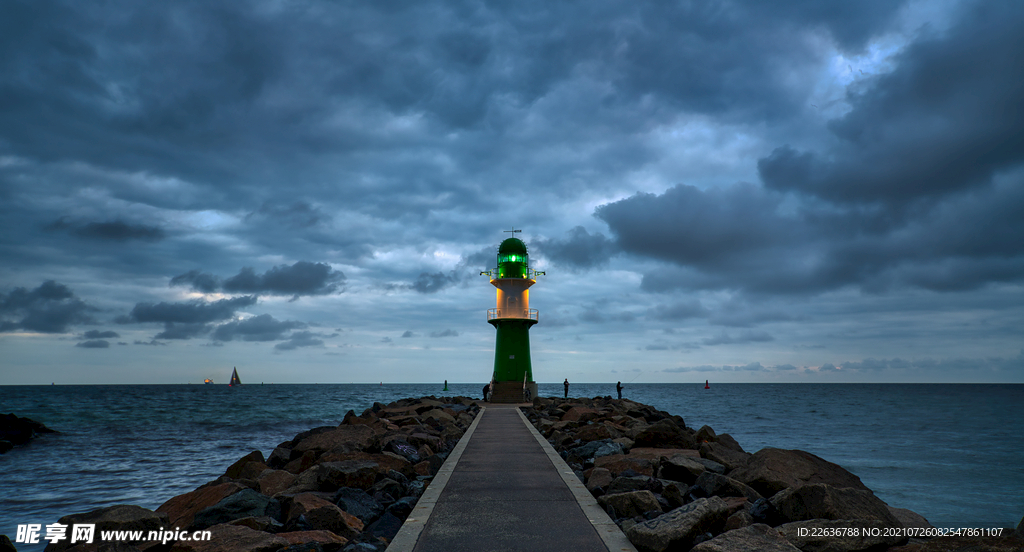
[1,383,1021,551]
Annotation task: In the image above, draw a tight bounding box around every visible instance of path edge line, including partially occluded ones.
[386,405,487,552]
[516,406,639,552]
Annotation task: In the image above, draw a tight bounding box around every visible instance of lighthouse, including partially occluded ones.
[481,229,544,403]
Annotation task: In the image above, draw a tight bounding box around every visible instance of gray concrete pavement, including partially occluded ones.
[388,404,635,552]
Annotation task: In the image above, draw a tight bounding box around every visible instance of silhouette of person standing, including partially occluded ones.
[483,383,490,402]
[616,381,623,400]
[563,378,569,398]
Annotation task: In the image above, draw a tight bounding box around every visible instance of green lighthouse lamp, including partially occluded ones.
[480,229,544,403]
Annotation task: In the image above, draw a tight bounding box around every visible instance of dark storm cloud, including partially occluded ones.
[401,331,417,338]
[122,296,257,324]
[153,323,212,341]
[411,271,459,294]
[76,339,109,348]
[211,314,307,342]
[0,280,96,333]
[245,201,332,229]
[83,330,119,339]
[532,227,616,271]
[759,2,1024,206]
[45,218,165,242]
[170,262,345,297]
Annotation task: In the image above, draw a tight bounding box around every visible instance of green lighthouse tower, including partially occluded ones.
[481,230,544,403]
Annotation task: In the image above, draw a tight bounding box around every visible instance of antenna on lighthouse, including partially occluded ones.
[504,227,521,236]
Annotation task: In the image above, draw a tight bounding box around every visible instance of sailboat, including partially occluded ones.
[229,367,242,387]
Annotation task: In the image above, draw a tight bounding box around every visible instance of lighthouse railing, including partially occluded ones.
[487,308,538,321]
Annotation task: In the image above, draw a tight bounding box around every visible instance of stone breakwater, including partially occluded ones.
[522,396,1024,552]
[32,396,480,552]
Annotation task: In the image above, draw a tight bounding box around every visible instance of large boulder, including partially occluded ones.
[284,493,364,539]
[1,413,57,452]
[191,489,280,530]
[699,442,751,471]
[157,483,246,530]
[690,524,801,552]
[729,449,869,497]
[887,506,933,529]
[658,454,707,484]
[769,484,903,526]
[168,523,289,552]
[690,472,762,502]
[598,490,662,520]
[259,469,299,497]
[633,420,696,450]
[333,488,384,525]
[225,451,267,479]
[586,468,614,492]
[625,497,731,552]
[277,530,348,552]
[291,426,378,457]
[594,454,655,477]
[285,461,378,493]
[44,505,168,552]
[777,519,908,552]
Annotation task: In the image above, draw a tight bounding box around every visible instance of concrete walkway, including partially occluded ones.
[388,404,635,552]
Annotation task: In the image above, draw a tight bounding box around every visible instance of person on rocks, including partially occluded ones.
[483,383,490,402]
[563,378,569,398]
[616,381,623,400]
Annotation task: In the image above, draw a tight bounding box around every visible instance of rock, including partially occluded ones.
[333,488,384,525]
[44,505,168,552]
[228,516,284,532]
[1,535,15,552]
[724,509,754,531]
[778,519,908,552]
[225,451,267,479]
[286,461,378,493]
[292,426,377,457]
[586,468,614,492]
[695,458,726,474]
[157,483,247,532]
[576,423,615,443]
[628,448,701,462]
[658,454,707,484]
[888,534,1024,551]
[1018,515,1023,538]
[284,493,363,539]
[314,452,412,479]
[606,476,655,495]
[594,441,626,459]
[259,469,299,497]
[364,512,404,541]
[566,439,614,464]
[750,497,786,526]
[625,496,731,552]
[342,543,380,552]
[191,488,280,530]
[770,484,903,526]
[690,472,762,502]
[168,523,289,552]
[695,425,717,443]
[633,420,697,450]
[561,406,600,422]
[717,434,745,453]
[420,409,455,425]
[594,454,655,477]
[386,496,418,520]
[659,480,688,509]
[699,442,751,471]
[887,506,934,529]
[0,413,58,451]
[690,524,801,552]
[729,449,870,498]
[598,490,662,519]
[278,530,348,552]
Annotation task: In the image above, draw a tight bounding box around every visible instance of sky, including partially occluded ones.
[1,0,1022,385]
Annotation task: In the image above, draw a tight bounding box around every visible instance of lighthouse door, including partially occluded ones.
[506,294,519,318]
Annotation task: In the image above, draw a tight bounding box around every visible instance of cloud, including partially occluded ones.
[0,281,97,333]
[154,323,212,340]
[701,330,775,346]
[46,218,166,242]
[76,339,110,348]
[275,331,326,351]
[401,330,417,338]
[83,329,120,339]
[411,271,459,294]
[211,314,307,342]
[429,329,459,338]
[123,296,258,324]
[533,226,616,271]
[647,299,709,321]
[245,201,331,229]
[171,262,345,298]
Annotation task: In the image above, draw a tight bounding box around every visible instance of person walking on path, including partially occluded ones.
[563,378,569,398]
[483,383,490,402]
[616,381,623,399]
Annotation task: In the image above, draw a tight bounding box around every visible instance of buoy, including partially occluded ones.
[443,379,449,391]
[704,379,710,389]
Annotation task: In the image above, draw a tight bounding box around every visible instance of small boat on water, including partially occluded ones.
[204,378,214,385]
[229,367,241,387]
